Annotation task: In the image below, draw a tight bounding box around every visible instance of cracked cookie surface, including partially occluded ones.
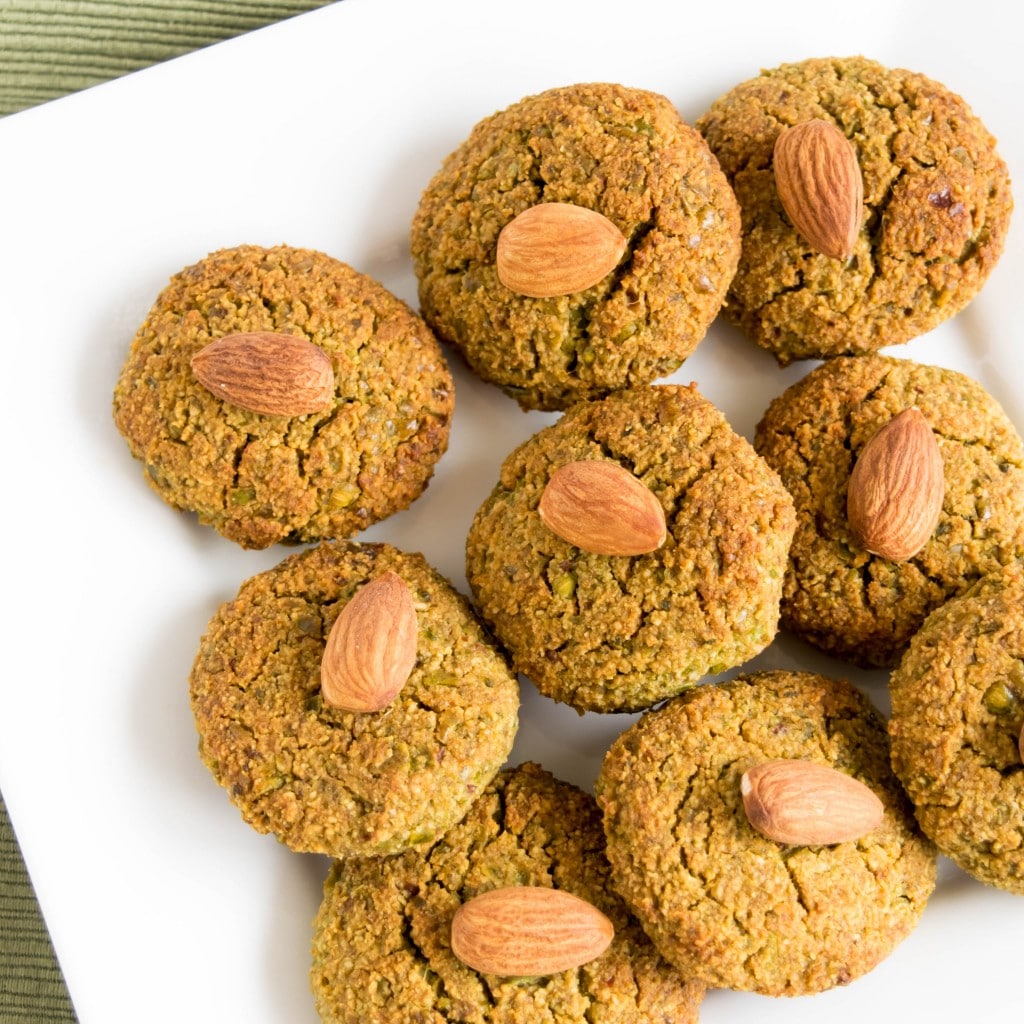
[189,541,518,858]
[113,244,454,549]
[697,56,1012,364]
[465,384,796,713]
[595,671,936,996]
[889,565,1024,893]
[754,355,1024,667]
[411,82,741,411]
[310,761,705,1024]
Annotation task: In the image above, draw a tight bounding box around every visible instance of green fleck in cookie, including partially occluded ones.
[697,56,1013,364]
[412,82,741,411]
[889,564,1024,894]
[596,671,936,996]
[465,384,796,713]
[754,354,1024,667]
[310,762,705,1024]
[189,541,518,858]
[114,244,453,549]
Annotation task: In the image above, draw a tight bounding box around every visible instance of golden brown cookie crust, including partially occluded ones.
[465,384,796,713]
[411,82,741,411]
[889,565,1024,893]
[596,671,937,996]
[755,355,1024,667]
[189,541,519,858]
[697,56,1013,363]
[311,762,705,1024]
[113,244,454,549]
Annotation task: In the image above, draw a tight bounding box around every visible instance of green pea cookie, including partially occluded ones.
[466,384,796,713]
[596,671,937,996]
[697,56,1013,364]
[189,541,519,858]
[889,564,1024,894]
[411,82,741,411]
[311,762,705,1024]
[114,244,454,549]
[755,354,1024,667]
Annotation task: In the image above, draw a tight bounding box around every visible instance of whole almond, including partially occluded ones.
[538,460,667,556]
[191,331,335,416]
[741,759,884,846]
[496,202,627,298]
[847,407,944,561]
[450,886,614,976]
[320,572,417,713]
[774,119,864,260]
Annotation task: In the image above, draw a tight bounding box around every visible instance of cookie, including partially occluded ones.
[113,244,454,549]
[697,56,1013,364]
[310,762,705,1024]
[411,82,741,411]
[754,354,1024,667]
[595,671,937,996]
[189,541,519,858]
[889,564,1024,894]
[465,384,796,713]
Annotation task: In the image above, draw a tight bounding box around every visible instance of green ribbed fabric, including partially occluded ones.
[1,4,337,1015]
[0,0,336,116]
[0,797,76,1023]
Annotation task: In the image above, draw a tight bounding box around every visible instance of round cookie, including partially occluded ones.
[465,384,796,713]
[189,541,519,858]
[310,762,705,1024]
[697,56,1013,364]
[754,355,1024,667]
[889,564,1024,894]
[411,82,741,411]
[595,671,937,996]
[113,244,454,549]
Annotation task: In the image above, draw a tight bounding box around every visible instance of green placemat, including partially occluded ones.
[1,6,336,1019]
[0,0,335,116]
[0,797,76,1024]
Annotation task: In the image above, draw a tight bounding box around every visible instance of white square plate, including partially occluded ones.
[1,0,1021,1021]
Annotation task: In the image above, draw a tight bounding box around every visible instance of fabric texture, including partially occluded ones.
[0,5,337,1017]
[0,0,335,116]
[1,798,76,1023]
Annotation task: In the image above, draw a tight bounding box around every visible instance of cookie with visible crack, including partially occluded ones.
[595,670,937,996]
[411,82,741,411]
[189,540,519,858]
[310,761,705,1024]
[113,244,454,549]
[696,56,1013,364]
[754,354,1024,667]
[889,564,1024,894]
[465,384,796,713]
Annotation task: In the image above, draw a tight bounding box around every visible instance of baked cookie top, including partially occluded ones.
[310,762,705,1024]
[755,355,1024,667]
[889,564,1024,894]
[697,56,1012,364]
[595,671,937,996]
[411,82,741,411]
[113,244,454,549]
[189,541,519,858]
[465,384,796,713]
